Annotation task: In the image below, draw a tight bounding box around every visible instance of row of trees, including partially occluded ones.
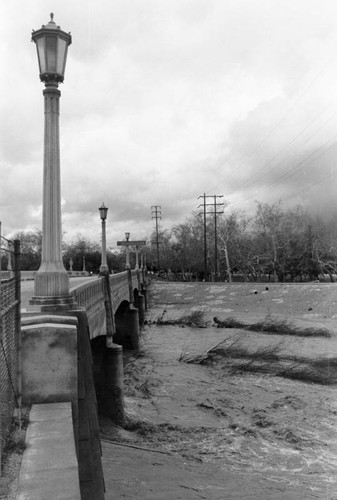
[2,202,337,282]
[1,231,128,274]
[146,202,337,282]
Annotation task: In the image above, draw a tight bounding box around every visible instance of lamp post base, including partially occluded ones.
[30,270,76,310]
[30,294,76,310]
[33,269,70,295]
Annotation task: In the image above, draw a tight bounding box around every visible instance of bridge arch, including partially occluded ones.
[114,300,140,349]
[115,299,130,317]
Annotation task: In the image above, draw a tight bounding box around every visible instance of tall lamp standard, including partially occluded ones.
[125,233,130,270]
[31,14,73,307]
[99,203,109,274]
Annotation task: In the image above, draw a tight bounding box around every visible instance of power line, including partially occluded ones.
[229,133,337,210]
[283,171,336,204]
[206,51,337,196]
[232,102,337,195]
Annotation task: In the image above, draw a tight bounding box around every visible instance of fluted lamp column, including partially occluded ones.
[30,14,74,308]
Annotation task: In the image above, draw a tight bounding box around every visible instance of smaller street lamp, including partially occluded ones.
[125,232,130,270]
[99,202,108,222]
[141,249,147,281]
[99,203,109,274]
[135,245,141,270]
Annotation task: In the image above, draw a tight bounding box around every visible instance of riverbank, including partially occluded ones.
[100,281,337,499]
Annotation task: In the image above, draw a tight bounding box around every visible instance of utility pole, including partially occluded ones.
[223,239,232,282]
[198,194,208,281]
[212,195,224,281]
[198,194,224,281]
[151,206,162,272]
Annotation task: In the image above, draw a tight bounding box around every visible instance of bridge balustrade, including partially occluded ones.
[110,271,128,287]
[71,277,105,309]
[71,278,107,339]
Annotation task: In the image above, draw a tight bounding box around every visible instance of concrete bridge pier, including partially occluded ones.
[134,291,145,325]
[141,285,148,311]
[114,304,140,350]
[91,338,124,425]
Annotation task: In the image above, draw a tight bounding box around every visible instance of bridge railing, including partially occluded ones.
[71,277,105,309]
[71,271,141,299]
[110,270,143,285]
[110,271,128,288]
[70,270,146,325]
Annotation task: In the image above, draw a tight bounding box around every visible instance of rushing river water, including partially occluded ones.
[102,322,337,499]
[101,282,337,499]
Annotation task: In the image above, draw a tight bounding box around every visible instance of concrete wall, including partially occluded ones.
[20,309,105,499]
[21,315,78,407]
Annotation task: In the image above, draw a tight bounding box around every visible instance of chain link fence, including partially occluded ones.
[0,223,21,454]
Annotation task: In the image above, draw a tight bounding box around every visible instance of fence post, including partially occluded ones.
[0,221,1,473]
[14,240,21,411]
[0,221,2,286]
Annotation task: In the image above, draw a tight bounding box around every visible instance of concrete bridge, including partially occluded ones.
[16,267,149,499]
[72,269,147,345]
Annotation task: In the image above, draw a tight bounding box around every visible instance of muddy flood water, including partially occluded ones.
[101,282,337,499]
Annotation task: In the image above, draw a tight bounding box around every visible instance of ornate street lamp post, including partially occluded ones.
[31,14,73,307]
[99,203,109,274]
[125,232,130,270]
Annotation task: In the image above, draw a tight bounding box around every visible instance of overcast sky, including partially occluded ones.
[2,0,337,248]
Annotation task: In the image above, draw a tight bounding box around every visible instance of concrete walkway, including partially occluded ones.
[16,403,81,500]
